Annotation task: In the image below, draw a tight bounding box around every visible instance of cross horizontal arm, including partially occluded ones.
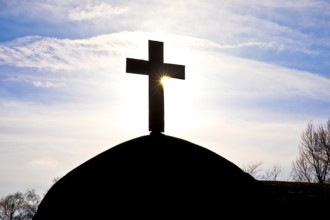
[126,58,150,75]
[163,63,185,80]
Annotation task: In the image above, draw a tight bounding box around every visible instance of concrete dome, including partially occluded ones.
[33,134,274,219]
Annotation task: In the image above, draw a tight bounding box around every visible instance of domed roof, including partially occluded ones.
[33,134,274,219]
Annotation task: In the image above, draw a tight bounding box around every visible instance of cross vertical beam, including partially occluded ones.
[148,41,164,133]
[126,40,185,133]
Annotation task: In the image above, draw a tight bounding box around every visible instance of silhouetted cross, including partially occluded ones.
[126,40,185,133]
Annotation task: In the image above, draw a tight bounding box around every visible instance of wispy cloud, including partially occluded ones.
[2,0,329,60]
[1,31,329,140]
[0,0,128,22]
[4,75,65,88]
[1,31,329,104]
[68,3,128,21]
[31,158,59,170]
[0,35,122,71]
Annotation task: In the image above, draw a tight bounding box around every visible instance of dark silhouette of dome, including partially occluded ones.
[33,134,274,219]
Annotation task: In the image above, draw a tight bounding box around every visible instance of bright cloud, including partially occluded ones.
[1,0,329,62]
[68,3,128,21]
[1,32,330,104]
[0,0,127,22]
[32,158,59,170]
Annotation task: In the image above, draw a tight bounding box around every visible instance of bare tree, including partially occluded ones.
[262,164,283,181]
[242,161,263,179]
[52,177,60,184]
[242,162,284,181]
[23,189,40,219]
[43,177,61,197]
[291,119,330,183]
[0,189,40,220]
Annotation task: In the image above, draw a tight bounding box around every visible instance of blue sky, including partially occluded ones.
[1,0,330,197]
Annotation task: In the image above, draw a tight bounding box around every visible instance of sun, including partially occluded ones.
[160,75,171,86]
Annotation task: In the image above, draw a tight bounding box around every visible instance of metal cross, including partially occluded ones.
[126,40,185,133]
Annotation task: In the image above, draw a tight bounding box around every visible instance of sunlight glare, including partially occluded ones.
[160,75,171,86]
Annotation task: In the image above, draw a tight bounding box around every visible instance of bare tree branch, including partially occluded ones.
[241,161,263,179]
[291,119,330,183]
